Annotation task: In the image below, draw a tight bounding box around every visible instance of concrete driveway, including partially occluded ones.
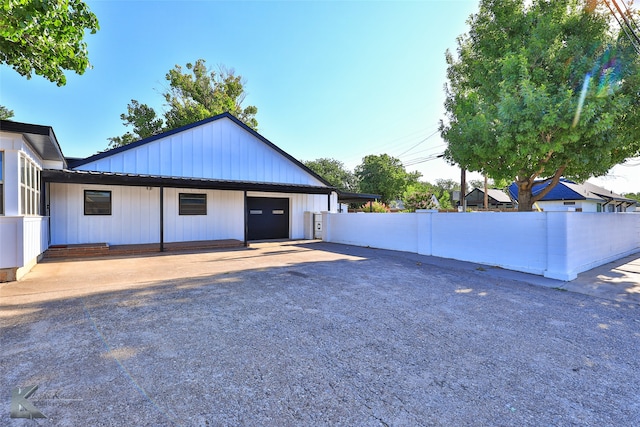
[1,242,639,426]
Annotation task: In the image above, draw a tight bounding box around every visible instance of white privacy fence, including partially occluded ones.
[322,211,640,281]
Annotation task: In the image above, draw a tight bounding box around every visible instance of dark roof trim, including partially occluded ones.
[337,191,380,204]
[42,169,335,195]
[70,112,334,188]
[0,119,66,164]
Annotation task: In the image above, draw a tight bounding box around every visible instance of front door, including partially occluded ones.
[247,197,289,240]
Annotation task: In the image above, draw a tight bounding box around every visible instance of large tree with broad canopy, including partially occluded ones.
[441,0,640,211]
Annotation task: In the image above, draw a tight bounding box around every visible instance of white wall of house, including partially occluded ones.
[50,183,161,245]
[49,184,335,245]
[322,211,640,281]
[0,132,49,278]
[247,191,337,239]
[537,200,634,212]
[1,131,45,216]
[75,117,325,187]
[163,188,244,243]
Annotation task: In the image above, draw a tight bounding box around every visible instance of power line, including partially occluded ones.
[402,152,445,167]
[399,143,447,158]
[395,129,440,158]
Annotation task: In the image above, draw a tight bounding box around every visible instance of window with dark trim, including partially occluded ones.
[179,193,207,215]
[84,190,112,215]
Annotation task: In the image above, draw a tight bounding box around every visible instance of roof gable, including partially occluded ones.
[73,113,331,187]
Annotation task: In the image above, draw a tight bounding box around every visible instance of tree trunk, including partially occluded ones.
[483,175,488,210]
[517,181,535,212]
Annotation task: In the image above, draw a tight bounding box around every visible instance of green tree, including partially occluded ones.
[403,189,437,212]
[624,192,640,202]
[109,59,258,147]
[303,158,358,192]
[164,61,257,130]
[355,154,420,204]
[1,0,99,86]
[441,0,640,211]
[107,100,164,148]
[469,177,510,190]
[0,105,14,120]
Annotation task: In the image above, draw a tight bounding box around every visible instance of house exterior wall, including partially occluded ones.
[49,184,336,245]
[536,200,596,212]
[163,187,244,243]
[1,131,45,216]
[0,132,49,278]
[322,211,640,281]
[537,200,634,212]
[75,117,325,187]
[50,183,161,245]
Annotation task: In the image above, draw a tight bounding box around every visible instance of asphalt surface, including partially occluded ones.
[1,241,639,426]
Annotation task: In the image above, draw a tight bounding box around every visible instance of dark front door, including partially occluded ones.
[247,197,289,240]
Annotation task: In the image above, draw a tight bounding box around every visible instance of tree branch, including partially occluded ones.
[531,164,566,203]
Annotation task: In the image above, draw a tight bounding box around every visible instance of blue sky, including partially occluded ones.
[1,0,638,193]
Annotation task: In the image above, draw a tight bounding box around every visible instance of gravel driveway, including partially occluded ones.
[1,242,639,426]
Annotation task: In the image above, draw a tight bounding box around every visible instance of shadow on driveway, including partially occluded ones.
[1,242,639,426]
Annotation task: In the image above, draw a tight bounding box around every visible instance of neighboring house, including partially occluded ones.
[0,113,342,281]
[465,188,515,210]
[507,179,638,212]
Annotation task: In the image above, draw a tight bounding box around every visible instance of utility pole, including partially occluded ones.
[483,174,488,210]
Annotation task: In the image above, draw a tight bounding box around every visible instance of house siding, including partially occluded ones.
[49,184,334,245]
[75,117,325,187]
[50,183,161,245]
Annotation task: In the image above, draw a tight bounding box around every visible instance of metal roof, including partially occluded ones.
[508,179,637,204]
[0,120,66,164]
[42,169,335,195]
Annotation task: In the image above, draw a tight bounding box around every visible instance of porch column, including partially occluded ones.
[160,186,164,252]
[243,190,248,246]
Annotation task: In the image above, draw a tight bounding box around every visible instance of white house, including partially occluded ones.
[508,179,638,212]
[0,113,339,281]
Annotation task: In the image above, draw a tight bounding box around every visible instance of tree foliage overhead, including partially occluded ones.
[108,59,258,148]
[441,0,640,211]
[303,158,358,192]
[355,154,420,204]
[164,61,258,130]
[107,100,164,148]
[0,105,14,120]
[0,0,99,86]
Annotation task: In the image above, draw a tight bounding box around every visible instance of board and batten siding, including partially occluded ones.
[162,188,244,243]
[75,117,325,187]
[50,183,248,245]
[50,183,160,245]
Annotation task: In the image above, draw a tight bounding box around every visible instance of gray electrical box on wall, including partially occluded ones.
[304,212,323,240]
[313,213,322,239]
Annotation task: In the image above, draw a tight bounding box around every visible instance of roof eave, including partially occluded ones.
[42,169,335,195]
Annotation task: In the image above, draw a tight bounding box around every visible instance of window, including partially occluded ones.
[84,190,112,215]
[19,154,40,215]
[0,151,4,215]
[179,193,207,215]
